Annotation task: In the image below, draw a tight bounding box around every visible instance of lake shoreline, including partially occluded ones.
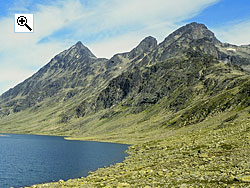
[0,131,131,145]
[63,136,132,145]
[0,133,129,188]
[26,110,250,187]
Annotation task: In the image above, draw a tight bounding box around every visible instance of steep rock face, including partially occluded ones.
[94,52,248,114]
[75,23,250,119]
[1,42,95,98]
[0,42,101,114]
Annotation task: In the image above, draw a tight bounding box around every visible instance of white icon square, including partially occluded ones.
[15,14,34,33]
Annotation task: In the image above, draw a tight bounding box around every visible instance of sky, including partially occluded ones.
[0,0,250,95]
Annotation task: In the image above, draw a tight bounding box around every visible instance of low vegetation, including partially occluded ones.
[28,108,250,187]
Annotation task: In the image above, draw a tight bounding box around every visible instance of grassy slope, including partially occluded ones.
[27,106,250,188]
[0,90,249,187]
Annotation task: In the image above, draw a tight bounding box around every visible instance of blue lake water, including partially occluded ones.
[0,134,128,188]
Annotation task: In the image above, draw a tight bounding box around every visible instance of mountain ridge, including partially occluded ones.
[0,22,249,141]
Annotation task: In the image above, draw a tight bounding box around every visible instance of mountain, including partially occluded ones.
[0,22,249,141]
[0,37,156,117]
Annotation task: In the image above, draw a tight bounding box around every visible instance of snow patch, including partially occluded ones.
[226,48,236,52]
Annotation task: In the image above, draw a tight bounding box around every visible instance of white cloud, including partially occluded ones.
[213,20,250,45]
[86,0,219,57]
[106,0,217,24]
[89,21,179,58]
[0,68,32,82]
[0,68,34,95]
[78,0,219,31]
[0,0,220,95]
[0,0,85,50]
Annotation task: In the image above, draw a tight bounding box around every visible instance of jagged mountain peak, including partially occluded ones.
[127,36,157,59]
[161,22,217,46]
[185,22,208,29]
[175,22,215,39]
[75,41,84,47]
[66,41,96,58]
[39,41,97,73]
[136,36,157,51]
[153,22,221,61]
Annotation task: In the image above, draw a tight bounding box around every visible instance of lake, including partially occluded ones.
[0,134,129,188]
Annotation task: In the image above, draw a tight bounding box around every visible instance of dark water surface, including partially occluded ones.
[0,134,128,188]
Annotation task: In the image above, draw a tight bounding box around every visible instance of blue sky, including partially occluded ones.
[0,0,250,95]
[187,0,250,27]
